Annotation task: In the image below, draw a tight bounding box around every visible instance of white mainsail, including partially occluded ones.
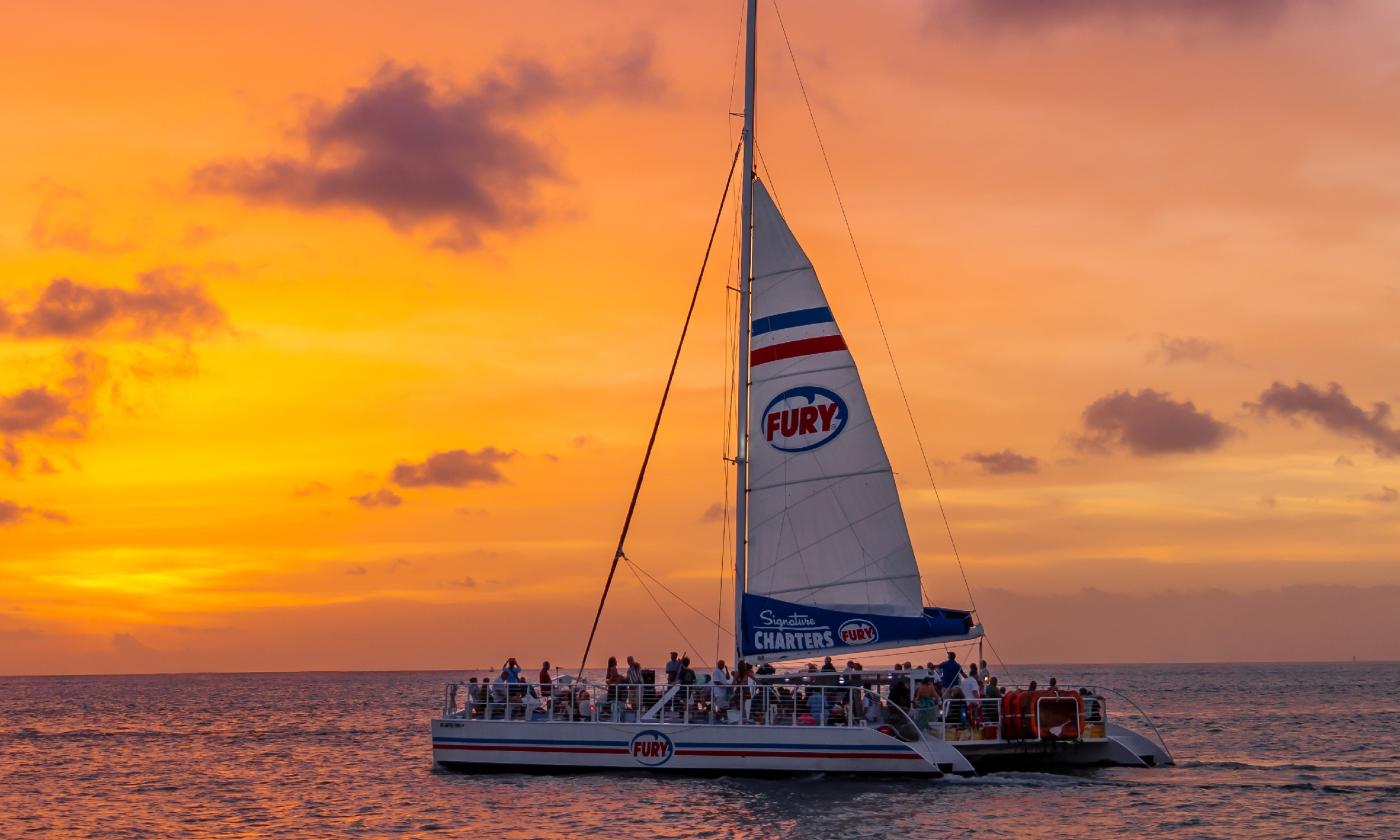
[744,179,925,618]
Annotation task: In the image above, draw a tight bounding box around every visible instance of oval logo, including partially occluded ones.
[838,619,878,646]
[629,729,674,766]
[762,386,848,453]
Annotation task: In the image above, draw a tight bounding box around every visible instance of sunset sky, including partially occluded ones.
[3,0,1398,675]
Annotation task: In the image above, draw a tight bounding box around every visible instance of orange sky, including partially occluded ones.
[2,0,1398,675]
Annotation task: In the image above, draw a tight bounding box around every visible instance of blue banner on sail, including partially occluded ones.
[739,593,979,662]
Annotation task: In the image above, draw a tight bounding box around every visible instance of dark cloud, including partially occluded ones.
[0,350,106,468]
[1076,388,1235,456]
[699,502,725,524]
[2,440,19,471]
[345,565,367,576]
[292,480,331,497]
[1153,334,1226,365]
[1248,381,1400,457]
[193,42,663,250]
[0,499,69,527]
[1335,455,1355,468]
[0,270,226,340]
[963,449,1041,475]
[391,447,513,488]
[1363,486,1398,504]
[450,577,478,589]
[940,0,1316,34]
[350,487,403,509]
[35,456,58,475]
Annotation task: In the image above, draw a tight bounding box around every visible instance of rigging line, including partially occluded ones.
[625,558,711,671]
[771,0,973,618]
[754,143,784,216]
[576,141,744,680]
[625,555,734,638]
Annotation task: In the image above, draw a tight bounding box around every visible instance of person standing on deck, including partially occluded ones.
[960,663,982,725]
[665,651,680,685]
[937,651,964,691]
[538,661,552,692]
[711,660,732,711]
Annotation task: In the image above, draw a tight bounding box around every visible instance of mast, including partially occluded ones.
[734,0,757,666]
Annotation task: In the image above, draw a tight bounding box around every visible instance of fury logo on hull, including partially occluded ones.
[629,730,674,766]
[762,386,848,453]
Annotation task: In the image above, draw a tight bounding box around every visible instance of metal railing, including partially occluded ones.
[441,678,1114,745]
[442,679,927,738]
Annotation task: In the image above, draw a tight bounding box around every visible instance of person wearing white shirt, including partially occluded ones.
[960,663,982,725]
[710,660,732,711]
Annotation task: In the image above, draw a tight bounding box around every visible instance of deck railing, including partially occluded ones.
[440,678,1109,743]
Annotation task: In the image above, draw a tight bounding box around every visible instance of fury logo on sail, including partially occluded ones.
[762,386,848,453]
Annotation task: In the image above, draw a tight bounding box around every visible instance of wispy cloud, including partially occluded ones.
[963,449,1041,475]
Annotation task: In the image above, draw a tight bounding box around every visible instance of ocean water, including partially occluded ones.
[2,662,1396,838]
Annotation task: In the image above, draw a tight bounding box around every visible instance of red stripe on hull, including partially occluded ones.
[750,335,847,366]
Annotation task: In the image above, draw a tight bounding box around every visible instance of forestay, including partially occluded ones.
[740,179,977,662]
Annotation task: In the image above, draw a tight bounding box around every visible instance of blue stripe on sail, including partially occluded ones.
[752,307,834,337]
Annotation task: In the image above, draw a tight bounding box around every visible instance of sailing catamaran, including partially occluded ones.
[431,1,1172,776]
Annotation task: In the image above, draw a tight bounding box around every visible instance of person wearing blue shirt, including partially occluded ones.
[937,651,964,690]
[807,689,828,724]
[504,657,522,684]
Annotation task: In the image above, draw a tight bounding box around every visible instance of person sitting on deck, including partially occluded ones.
[1028,679,1039,692]
[1049,677,1059,691]
[937,651,964,691]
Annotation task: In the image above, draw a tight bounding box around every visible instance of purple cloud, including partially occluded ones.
[699,502,725,523]
[350,487,403,509]
[0,350,106,466]
[1153,334,1227,365]
[193,42,663,250]
[941,0,1317,33]
[1,270,226,340]
[391,448,513,488]
[1363,486,1398,504]
[1076,388,1235,456]
[963,449,1041,475]
[1248,381,1400,458]
[292,480,331,497]
[0,499,69,527]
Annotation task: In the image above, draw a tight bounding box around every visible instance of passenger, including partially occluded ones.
[665,651,681,685]
[937,651,964,691]
[914,677,940,730]
[960,664,982,725]
[887,671,912,711]
[679,656,696,685]
[820,656,837,672]
[625,657,643,685]
[979,659,991,685]
[945,681,965,725]
[805,662,818,674]
[711,660,732,711]
[1028,679,1039,692]
[539,661,552,692]
[504,657,522,684]
[984,676,1002,699]
[490,671,508,719]
[984,677,1002,725]
[807,688,828,724]
[756,660,776,676]
[864,689,882,725]
[1048,676,1059,691]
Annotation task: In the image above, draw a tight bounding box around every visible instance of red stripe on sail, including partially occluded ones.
[750,335,847,367]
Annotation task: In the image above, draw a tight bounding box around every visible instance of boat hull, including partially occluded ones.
[431,718,968,776]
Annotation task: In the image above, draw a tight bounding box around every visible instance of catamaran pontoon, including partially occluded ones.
[431,0,1171,777]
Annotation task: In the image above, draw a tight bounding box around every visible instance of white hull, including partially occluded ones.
[431,718,974,776]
